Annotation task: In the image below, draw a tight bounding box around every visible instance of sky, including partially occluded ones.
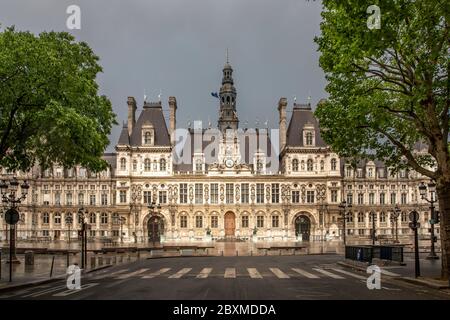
[0,0,326,152]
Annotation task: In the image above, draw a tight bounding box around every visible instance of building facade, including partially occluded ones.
[0,61,438,244]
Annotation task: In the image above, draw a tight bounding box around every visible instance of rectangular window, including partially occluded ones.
[331,190,338,203]
[179,184,188,204]
[159,191,167,204]
[357,193,364,205]
[89,194,96,206]
[306,191,315,204]
[369,193,374,205]
[66,193,72,205]
[143,191,152,204]
[241,183,249,203]
[257,216,264,228]
[380,193,385,205]
[272,215,279,228]
[401,193,407,205]
[211,216,218,228]
[226,183,234,204]
[78,193,84,205]
[346,193,353,205]
[101,193,108,206]
[119,190,126,203]
[180,216,187,228]
[210,183,218,204]
[256,183,264,203]
[292,191,300,203]
[195,216,203,228]
[271,184,279,203]
[195,183,203,204]
[390,193,396,205]
[55,193,61,205]
[241,216,249,228]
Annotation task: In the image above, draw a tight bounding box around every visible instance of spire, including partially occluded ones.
[218,52,238,132]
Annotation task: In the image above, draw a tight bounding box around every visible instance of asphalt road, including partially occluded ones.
[1,255,449,300]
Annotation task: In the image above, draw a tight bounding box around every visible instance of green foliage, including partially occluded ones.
[314,0,449,178]
[0,26,117,172]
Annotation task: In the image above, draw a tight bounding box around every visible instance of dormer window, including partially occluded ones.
[195,159,203,172]
[303,124,315,147]
[306,132,313,145]
[142,122,155,146]
[307,159,313,171]
[160,158,166,171]
[120,158,126,171]
[292,159,299,172]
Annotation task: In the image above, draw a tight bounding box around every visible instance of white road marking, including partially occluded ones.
[142,268,171,279]
[292,268,320,279]
[313,268,345,279]
[115,268,149,279]
[270,268,290,279]
[23,285,68,298]
[196,268,213,279]
[224,268,236,278]
[169,268,192,279]
[53,283,99,297]
[330,268,366,280]
[0,285,51,299]
[92,269,129,280]
[247,268,263,279]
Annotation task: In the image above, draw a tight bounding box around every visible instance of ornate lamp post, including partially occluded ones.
[338,200,352,246]
[65,214,73,248]
[77,207,89,269]
[390,205,401,243]
[318,201,328,254]
[369,210,377,245]
[147,201,161,247]
[0,177,29,282]
[418,182,439,260]
[130,184,142,243]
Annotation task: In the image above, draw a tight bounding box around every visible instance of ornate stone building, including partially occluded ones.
[0,61,437,244]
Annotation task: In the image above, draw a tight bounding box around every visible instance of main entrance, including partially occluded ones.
[295,215,311,241]
[147,216,164,243]
[224,212,235,237]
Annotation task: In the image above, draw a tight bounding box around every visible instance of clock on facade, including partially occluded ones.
[225,158,234,168]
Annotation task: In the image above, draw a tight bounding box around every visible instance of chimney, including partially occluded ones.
[127,96,137,137]
[168,96,177,145]
[278,97,287,153]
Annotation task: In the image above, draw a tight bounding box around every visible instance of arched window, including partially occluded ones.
[160,158,166,171]
[54,212,61,224]
[120,158,126,171]
[132,160,137,171]
[292,159,299,172]
[307,159,313,171]
[331,158,337,171]
[101,212,108,224]
[89,212,96,224]
[358,212,364,223]
[401,211,407,222]
[144,159,151,171]
[305,132,313,146]
[43,212,49,224]
[144,131,152,145]
[380,211,386,222]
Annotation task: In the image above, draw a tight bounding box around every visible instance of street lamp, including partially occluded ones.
[147,201,161,247]
[369,210,377,245]
[77,207,89,269]
[338,200,352,246]
[318,202,328,253]
[119,216,126,244]
[0,177,29,282]
[390,205,401,243]
[65,214,73,248]
[418,182,439,260]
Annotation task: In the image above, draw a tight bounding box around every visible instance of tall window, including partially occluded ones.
[380,193,385,205]
[272,215,279,228]
[143,191,152,204]
[241,215,249,228]
[369,193,374,205]
[211,216,218,228]
[292,159,299,172]
[195,216,203,228]
[368,168,373,177]
[305,132,313,146]
[241,183,249,203]
[256,183,264,203]
[331,190,338,203]
[159,191,167,204]
[331,158,337,171]
[54,213,61,224]
[101,212,108,224]
[357,212,364,223]
[180,216,188,228]
[90,194,96,206]
[320,160,324,171]
[306,190,315,203]
[226,183,234,204]
[179,184,187,204]
[112,213,119,225]
[144,131,152,144]
[271,183,279,203]
[256,159,263,173]
[347,193,353,205]
[144,159,151,171]
[210,183,218,204]
[195,183,203,204]
[55,192,61,205]
[292,191,300,203]
[160,158,166,171]
[257,216,264,228]
[132,160,137,171]
[120,158,126,171]
[390,193,396,205]
[401,193,407,205]
[119,190,126,203]
[66,193,72,205]
[357,193,364,205]
[195,159,202,172]
[43,212,49,224]
[307,159,313,171]
[380,212,386,223]
[90,213,96,224]
[101,193,108,205]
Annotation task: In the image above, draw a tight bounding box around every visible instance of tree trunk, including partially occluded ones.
[437,179,450,280]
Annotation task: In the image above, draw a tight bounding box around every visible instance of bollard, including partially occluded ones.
[90,256,96,269]
[49,255,55,278]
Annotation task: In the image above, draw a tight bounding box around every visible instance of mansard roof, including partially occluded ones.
[286,103,327,148]
[117,124,130,145]
[129,102,171,147]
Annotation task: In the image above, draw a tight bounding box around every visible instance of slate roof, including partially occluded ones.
[286,103,327,148]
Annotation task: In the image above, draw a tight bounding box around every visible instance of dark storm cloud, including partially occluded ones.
[0,0,326,151]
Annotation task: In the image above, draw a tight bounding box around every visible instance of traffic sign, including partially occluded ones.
[4,208,19,225]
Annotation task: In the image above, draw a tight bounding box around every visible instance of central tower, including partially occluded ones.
[218,57,239,132]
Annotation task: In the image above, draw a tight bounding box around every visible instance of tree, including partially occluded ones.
[314,1,450,279]
[0,26,117,172]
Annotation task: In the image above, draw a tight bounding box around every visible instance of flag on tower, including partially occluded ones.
[211,92,219,99]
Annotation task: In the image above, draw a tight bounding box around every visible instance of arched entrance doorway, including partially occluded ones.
[147,216,164,244]
[224,212,235,237]
[295,215,311,241]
